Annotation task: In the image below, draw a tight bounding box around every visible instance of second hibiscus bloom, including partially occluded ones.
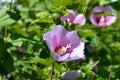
[61,10,86,25]
[90,6,116,27]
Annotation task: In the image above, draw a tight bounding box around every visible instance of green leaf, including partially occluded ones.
[110,42,120,50]
[25,57,52,66]
[36,11,50,18]
[81,72,86,78]
[36,11,53,23]
[100,41,111,53]
[0,76,1,80]
[0,9,15,27]
[86,60,99,71]
[51,0,72,9]
[8,38,37,47]
[7,8,21,21]
[99,0,110,6]
[81,29,97,37]
[37,17,53,23]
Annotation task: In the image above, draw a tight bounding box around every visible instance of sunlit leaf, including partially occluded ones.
[51,0,72,9]
[0,9,15,27]
[99,0,110,6]
[25,57,52,66]
[36,11,53,23]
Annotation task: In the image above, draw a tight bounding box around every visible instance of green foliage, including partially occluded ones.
[25,57,53,66]
[0,0,120,80]
[51,0,72,9]
[0,9,15,27]
[99,0,110,6]
[36,11,54,23]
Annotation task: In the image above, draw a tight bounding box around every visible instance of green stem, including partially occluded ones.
[83,0,91,15]
[44,0,49,10]
[4,27,7,43]
[10,0,13,11]
[50,63,55,80]
[108,67,113,80]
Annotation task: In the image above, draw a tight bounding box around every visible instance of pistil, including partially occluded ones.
[100,16,105,22]
[55,43,71,56]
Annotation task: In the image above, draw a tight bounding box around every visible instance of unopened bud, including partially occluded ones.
[61,70,82,80]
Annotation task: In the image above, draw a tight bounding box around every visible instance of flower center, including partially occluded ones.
[100,16,105,22]
[55,43,71,56]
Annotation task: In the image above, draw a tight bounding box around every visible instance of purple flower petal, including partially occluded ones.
[105,16,116,26]
[66,30,80,49]
[61,10,86,25]
[43,25,67,48]
[69,42,85,61]
[92,6,115,13]
[103,6,116,13]
[65,30,85,61]
[51,25,68,46]
[92,6,105,13]
[90,15,116,27]
[43,33,59,60]
[73,14,86,25]
[43,25,68,61]
[43,32,57,50]
[98,21,106,27]
[57,53,70,61]
[90,16,100,26]
[90,6,116,27]
[61,10,77,23]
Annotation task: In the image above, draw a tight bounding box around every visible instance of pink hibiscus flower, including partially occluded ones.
[43,25,85,62]
[61,10,86,25]
[90,6,116,27]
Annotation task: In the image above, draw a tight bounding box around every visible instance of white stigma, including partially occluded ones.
[100,16,105,22]
[67,18,70,22]
[57,43,71,56]
[67,18,72,25]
